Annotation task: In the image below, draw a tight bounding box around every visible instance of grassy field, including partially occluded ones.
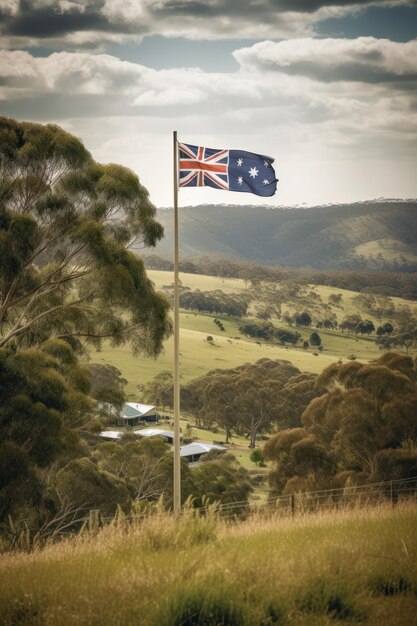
[88,270,417,394]
[1,503,416,625]
[93,315,345,394]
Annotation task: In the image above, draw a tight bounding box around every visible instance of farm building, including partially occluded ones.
[180,442,225,465]
[116,403,158,426]
[134,428,179,445]
[99,430,124,440]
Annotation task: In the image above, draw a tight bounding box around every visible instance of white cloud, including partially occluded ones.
[1,39,416,206]
[233,37,417,82]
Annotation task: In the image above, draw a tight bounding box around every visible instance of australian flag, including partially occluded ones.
[178,142,278,197]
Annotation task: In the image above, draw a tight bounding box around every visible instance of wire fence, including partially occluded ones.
[3,476,416,551]
[199,475,417,520]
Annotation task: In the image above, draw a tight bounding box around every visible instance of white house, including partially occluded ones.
[117,403,158,426]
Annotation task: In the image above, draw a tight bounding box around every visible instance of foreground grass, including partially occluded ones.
[1,503,416,625]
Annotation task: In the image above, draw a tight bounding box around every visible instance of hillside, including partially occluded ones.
[1,505,416,625]
[91,270,417,394]
[145,200,417,271]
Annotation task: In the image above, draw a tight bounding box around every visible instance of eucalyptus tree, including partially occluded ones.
[0,117,171,531]
[265,352,417,495]
[0,116,170,355]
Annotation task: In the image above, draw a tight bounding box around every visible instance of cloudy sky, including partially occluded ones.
[1,0,416,207]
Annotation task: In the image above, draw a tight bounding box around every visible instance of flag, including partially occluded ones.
[178,142,278,197]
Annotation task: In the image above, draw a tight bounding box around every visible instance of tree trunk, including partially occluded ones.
[225,426,231,444]
[249,417,257,448]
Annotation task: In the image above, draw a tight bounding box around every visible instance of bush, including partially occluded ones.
[250,449,265,466]
[154,584,246,626]
[297,577,362,620]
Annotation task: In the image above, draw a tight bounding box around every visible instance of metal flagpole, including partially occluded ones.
[172,130,181,516]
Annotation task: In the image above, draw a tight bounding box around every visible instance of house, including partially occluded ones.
[117,403,158,427]
[180,442,225,465]
[134,428,179,445]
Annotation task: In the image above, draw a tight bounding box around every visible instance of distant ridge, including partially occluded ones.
[146,200,417,272]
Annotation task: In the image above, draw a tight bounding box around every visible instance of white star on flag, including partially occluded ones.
[238,176,243,185]
[249,167,259,178]
[264,160,269,167]
[263,179,269,185]
[237,158,243,166]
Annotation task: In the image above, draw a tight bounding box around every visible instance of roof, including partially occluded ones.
[180,442,225,457]
[121,403,156,419]
[99,430,124,440]
[134,428,176,439]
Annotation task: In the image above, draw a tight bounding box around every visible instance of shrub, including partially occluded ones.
[297,578,362,620]
[154,584,246,626]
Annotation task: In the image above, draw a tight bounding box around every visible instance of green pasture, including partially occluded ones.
[88,270,417,395]
[1,504,416,625]
[91,311,381,395]
[149,269,247,294]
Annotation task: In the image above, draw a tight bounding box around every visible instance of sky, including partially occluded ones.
[0,0,416,208]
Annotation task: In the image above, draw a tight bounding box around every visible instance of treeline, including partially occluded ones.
[239,321,301,346]
[180,290,248,317]
[144,254,417,300]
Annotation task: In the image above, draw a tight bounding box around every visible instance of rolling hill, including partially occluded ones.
[144,200,417,271]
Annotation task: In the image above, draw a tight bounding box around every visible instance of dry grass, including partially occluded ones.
[1,502,416,625]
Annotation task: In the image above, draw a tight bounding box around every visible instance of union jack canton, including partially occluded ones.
[178,142,278,197]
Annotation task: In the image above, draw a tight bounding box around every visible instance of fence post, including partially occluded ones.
[290,494,295,517]
[390,481,394,507]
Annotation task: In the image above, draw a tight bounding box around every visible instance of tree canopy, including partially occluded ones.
[0,116,171,355]
[264,352,417,495]
[183,359,319,447]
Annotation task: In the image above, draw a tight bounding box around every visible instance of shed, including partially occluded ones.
[180,442,225,465]
[134,428,179,445]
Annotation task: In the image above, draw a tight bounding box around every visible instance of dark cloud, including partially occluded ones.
[8,9,111,38]
[271,0,416,12]
[0,0,146,40]
[2,0,415,45]
[155,0,416,18]
[254,60,417,85]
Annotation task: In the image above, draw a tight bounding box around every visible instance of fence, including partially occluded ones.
[3,476,416,551]
[202,475,417,520]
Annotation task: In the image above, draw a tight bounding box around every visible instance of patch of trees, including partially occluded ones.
[292,312,312,327]
[376,322,394,336]
[377,330,417,354]
[340,315,376,335]
[144,254,417,300]
[264,352,417,495]
[182,359,320,447]
[316,319,337,329]
[214,318,225,331]
[238,321,301,346]
[180,290,248,317]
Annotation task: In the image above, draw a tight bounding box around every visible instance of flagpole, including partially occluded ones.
[173,130,181,517]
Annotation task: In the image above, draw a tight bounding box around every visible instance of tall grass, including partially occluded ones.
[0,502,416,625]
